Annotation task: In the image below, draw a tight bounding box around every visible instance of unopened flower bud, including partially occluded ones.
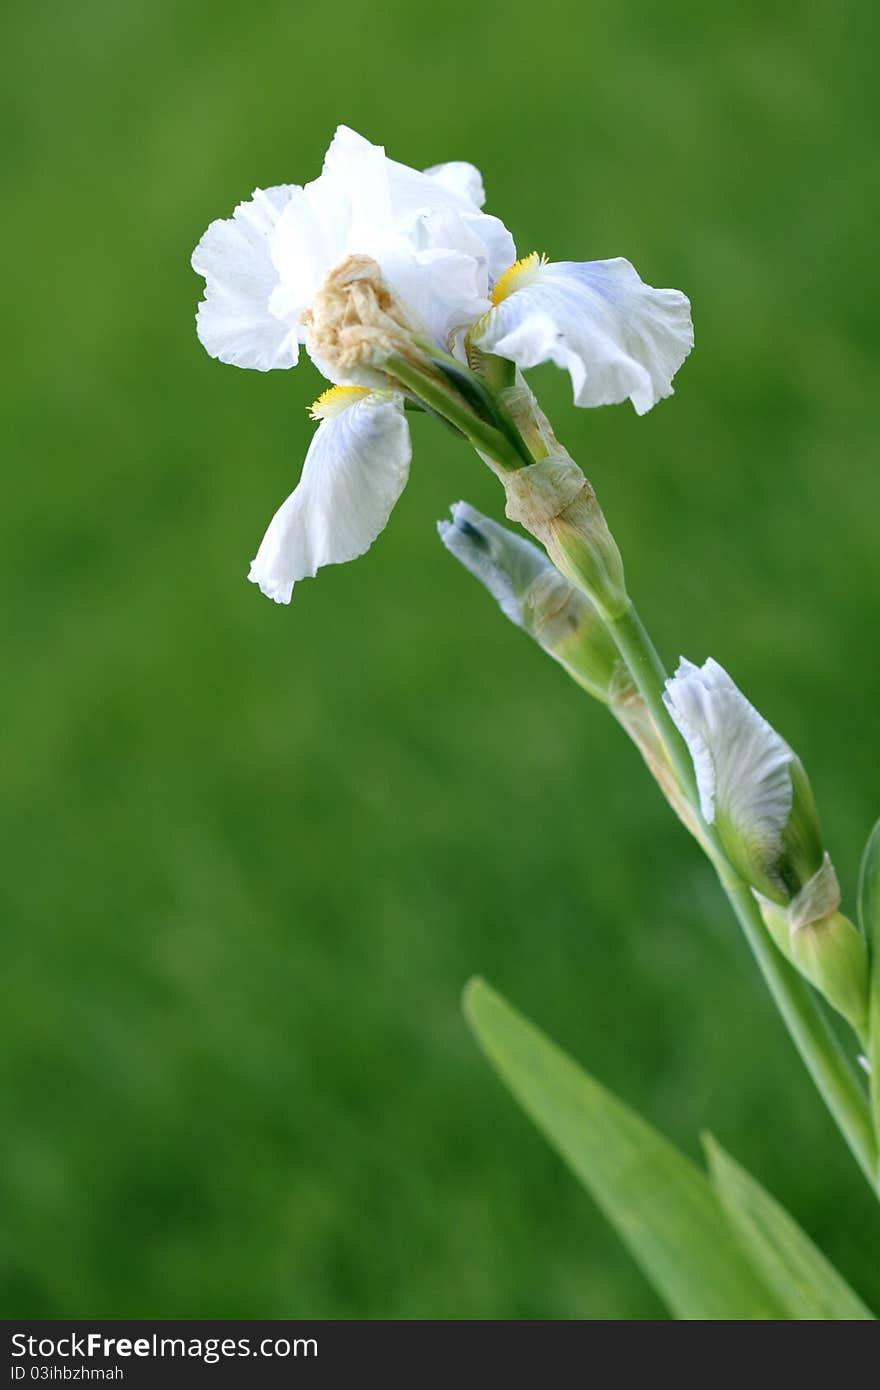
[664,657,869,1030]
[437,501,619,701]
[759,858,869,1034]
[664,657,824,903]
[438,502,711,854]
[439,504,714,850]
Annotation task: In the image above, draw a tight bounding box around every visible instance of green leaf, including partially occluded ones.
[705,1135,874,1319]
[857,817,880,946]
[858,817,880,1145]
[463,977,784,1320]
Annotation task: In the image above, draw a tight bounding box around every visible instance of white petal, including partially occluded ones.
[373,236,491,347]
[192,186,301,371]
[474,258,693,414]
[248,393,411,603]
[473,214,519,288]
[424,161,486,208]
[318,125,515,338]
[321,125,395,227]
[268,176,353,325]
[437,500,549,626]
[663,658,793,856]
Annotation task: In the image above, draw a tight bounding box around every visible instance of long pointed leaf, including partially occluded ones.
[464,977,784,1320]
[858,818,880,1139]
[857,817,880,946]
[705,1135,874,1319]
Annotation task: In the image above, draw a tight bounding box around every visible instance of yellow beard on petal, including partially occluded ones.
[308,385,371,420]
[490,252,547,306]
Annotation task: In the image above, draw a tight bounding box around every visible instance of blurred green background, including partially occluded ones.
[4,0,879,1319]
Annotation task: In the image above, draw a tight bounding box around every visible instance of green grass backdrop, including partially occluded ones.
[4,0,880,1317]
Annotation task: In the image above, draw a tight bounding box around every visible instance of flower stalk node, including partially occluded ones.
[501,454,629,620]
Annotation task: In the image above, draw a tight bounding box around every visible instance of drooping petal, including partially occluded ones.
[248,389,411,603]
[192,186,301,371]
[663,658,794,874]
[473,255,693,414]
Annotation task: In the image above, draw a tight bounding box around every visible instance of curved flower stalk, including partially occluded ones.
[192,125,692,603]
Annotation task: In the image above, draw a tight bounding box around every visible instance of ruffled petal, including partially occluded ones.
[248,390,411,603]
[268,176,353,325]
[192,186,301,371]
[423,161,486,209]
[663,657,794,856]
[473,256,693,414]
[317,125,515,338]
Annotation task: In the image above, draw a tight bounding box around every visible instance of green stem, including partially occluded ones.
[608,602,699,810]
[387,353,525,473]
[721,870,877,1185]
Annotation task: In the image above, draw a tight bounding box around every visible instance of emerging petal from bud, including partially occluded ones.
[471,255,693,414]
[437,501,620,701]
[438,502,707,846]
[248,388,411,603]
[664,658,823,901]
[437,501,549,626]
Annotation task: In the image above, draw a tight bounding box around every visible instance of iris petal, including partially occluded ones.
[248,392,412,603]
[191,186,300,372]
[664,657,794,853]
[474,257,693,414]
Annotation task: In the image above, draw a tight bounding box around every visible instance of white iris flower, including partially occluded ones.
[192,126,693,602]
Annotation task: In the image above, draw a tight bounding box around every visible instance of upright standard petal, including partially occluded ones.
[318,126,516,334]
[473,255,693,414]
[663,658,796,894]
[267,176,353,327]
[192,186,301,371]
[423,161,487,209]
[248,389,411,603]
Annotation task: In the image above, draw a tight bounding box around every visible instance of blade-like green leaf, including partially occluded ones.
[857,818,880,1139]
[704,1135,874,1320]
[857,817,880,945]
[464,977,784,1320]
